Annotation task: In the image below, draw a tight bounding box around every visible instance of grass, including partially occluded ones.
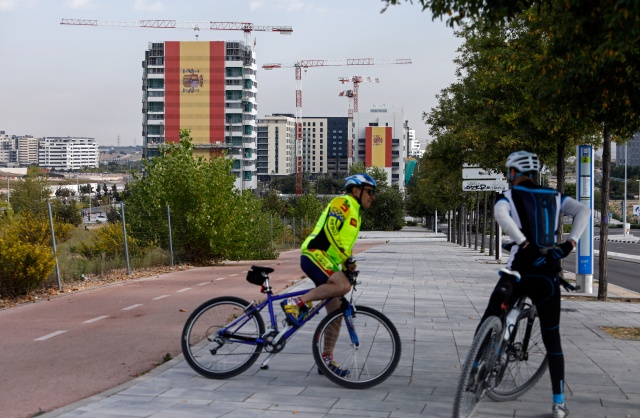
[600,326,640,340]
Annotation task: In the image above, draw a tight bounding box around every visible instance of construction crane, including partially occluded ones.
[338,76,380,168]
[61,18,292,193]
[60,19,293,41]
[262,58,411,195]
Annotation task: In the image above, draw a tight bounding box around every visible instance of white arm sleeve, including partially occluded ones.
[562,197,591,242]
[494,199,527,245]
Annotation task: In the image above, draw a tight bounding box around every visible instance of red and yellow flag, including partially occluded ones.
[164,41,225,158]
[365,126,392,168]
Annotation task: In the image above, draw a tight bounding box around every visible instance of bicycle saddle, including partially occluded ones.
[250,266,274,275]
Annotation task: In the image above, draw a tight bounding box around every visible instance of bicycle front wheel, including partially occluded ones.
[488,306,548,401]
[312,305,401,389]
[453,316,502,418]
[182,296,265,379]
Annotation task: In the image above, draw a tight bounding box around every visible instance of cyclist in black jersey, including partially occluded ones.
[478,151,590,418]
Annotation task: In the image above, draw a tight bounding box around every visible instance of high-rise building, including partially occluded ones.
[355,106,407,191]
[256,114,296,181]
[142,41,258,190]
[38,137,99,170]
[17,136,39,166]
[0,131,18,167]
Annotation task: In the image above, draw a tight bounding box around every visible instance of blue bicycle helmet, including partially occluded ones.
[344,173,377,190]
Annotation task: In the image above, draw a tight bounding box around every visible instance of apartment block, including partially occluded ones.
[142,41,258,191]
[0,131,18,167]
[38,137,99,170]
[355,106,407,191]
[17,136,39,166]
[256,114,296,181]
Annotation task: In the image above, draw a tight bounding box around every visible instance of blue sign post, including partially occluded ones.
[576,145,594,293]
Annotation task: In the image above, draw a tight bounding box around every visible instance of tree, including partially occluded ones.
[387,0,640,299]
[9,167,50,216]
[362,186,405,231]
[124,130,276,263]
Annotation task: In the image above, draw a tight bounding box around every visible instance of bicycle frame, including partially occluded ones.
[216,283,356,370]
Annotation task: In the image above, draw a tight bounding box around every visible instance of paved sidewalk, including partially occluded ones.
[43,228,640,418]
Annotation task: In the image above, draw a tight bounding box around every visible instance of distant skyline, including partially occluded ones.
[0,0,462,146]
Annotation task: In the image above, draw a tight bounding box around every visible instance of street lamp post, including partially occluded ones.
[623,143,628,236]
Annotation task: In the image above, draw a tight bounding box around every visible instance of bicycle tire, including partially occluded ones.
[488,306,548,401]
[182,296,265,379]
[312,305,401,389]
[453,316,502,418]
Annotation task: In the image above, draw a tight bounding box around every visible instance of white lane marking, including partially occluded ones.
[197,282,209,286]
[84,315,109,324]
[122,304,143,311]
[177,288,191,293]
[215,277,225,281]
[229,274,239,277]
[153,295,170,300]
[35,330,67,341]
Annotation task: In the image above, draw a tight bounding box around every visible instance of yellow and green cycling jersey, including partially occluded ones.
[301,194,361,273]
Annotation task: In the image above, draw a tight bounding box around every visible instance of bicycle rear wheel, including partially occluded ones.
[182,296,265,379]
[488,306,548,401]
[312,305,401,389]
[453,316,502,418]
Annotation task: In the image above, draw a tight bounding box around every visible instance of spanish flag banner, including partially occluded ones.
[365,126,392,168]
[164,41,225,157]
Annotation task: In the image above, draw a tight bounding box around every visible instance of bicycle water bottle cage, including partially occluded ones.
[246,265,274,286]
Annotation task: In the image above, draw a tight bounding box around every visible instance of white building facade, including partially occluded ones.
[354,106,407,191]
[38,137,99,170]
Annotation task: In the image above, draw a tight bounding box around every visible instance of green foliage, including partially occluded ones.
[362,186,405,231]
[9,169,51,216]
[76,223,144,259]
[0,212,57,297]
[316,174,344,194]
[124,131,276,263]
[270,175,311,194]
[51,200,83,227]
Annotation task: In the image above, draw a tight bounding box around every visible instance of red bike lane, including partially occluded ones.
[0,242,383,418]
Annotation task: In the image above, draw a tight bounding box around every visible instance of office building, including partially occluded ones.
[142,41,258,191]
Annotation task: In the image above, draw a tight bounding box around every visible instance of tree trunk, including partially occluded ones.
[598,125,611,301]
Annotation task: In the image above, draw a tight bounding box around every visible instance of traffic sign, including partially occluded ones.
[462,167,504,180]
[462,179,508,191]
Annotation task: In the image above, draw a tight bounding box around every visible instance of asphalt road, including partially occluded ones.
[564,234,640,293]
[0,242,382,418]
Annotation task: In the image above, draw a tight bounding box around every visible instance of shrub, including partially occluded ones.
[0,213,57,297]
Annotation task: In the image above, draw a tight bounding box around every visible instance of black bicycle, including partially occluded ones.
[453,267,579,417]
[181,265,401,389]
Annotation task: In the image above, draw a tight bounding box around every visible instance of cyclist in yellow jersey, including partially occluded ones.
[282,173,377,376]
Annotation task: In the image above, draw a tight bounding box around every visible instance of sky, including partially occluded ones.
[0,0,462,147]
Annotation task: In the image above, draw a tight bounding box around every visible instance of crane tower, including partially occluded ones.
[262,58,411,195]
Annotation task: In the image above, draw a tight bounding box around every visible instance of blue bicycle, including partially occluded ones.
[181,265,401,389]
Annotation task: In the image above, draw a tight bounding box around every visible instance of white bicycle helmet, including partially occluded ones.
[344,173,377,190]
[506,151,541,173]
